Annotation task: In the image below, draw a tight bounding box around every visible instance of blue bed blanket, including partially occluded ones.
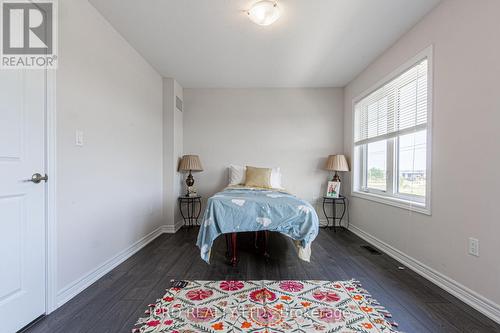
[196,187,319,263]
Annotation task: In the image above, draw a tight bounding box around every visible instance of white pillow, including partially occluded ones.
[270,168,282,189]
[228,165,282,188]
[228,164,246,186]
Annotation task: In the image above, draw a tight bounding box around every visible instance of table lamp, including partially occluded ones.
[325,154,349,182]
[178,155,203,195]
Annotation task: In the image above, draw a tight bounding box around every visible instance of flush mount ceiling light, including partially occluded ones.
[247,1,281,26]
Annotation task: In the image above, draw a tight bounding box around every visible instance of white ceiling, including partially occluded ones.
[89,0,441,88]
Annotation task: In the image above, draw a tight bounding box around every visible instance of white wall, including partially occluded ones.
[343,0,500,318]
[162,78,184,230]
[183,88,344,209]
[56,0,163,299]
[173,82,184,224]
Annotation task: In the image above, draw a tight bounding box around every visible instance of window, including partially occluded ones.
[398,130,427,196]
[366,140,387,191]
[352,48,432,214]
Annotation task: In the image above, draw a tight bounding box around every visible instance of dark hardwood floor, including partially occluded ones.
[24,228,500,333]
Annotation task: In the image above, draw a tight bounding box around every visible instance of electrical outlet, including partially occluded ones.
[468,238,479,257]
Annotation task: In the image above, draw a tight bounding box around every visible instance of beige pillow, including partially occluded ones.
[244,166,272,188]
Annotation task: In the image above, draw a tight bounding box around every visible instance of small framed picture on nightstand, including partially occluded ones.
[187,186,198,197]
[326,181,341,198]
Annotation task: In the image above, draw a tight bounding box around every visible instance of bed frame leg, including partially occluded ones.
[225,234,230,259]
[263,231,270,260]
[230,233,238,267]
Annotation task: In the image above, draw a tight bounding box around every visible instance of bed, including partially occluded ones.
[196,186,319,265]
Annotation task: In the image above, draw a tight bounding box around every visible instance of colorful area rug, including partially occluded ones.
[134,280,399,333]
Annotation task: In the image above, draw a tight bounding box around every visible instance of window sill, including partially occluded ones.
[351,190,431,215]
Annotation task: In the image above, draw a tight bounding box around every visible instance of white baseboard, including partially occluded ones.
[348,224,500,324]
[163,220,184,233]
[55,226,165,309]
[318,218,329,227]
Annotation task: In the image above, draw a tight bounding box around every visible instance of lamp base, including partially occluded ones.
[186,171,194,196]
[332,171,341,182]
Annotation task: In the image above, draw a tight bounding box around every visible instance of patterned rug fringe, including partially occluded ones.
[348,279,400,331]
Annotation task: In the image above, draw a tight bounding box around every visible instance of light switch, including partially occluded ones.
[76,130,84,146]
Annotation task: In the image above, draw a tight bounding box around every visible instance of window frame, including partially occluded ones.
[351,46,433,215]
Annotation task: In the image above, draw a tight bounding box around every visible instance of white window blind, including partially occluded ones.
[354,59,428,145]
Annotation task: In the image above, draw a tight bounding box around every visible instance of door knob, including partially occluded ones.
[30,173,48,184]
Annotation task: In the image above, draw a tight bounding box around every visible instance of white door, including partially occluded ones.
[0,69,46,332]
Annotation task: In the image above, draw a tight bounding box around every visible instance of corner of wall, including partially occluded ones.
[162,78,184,230]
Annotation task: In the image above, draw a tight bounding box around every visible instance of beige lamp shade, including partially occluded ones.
[179,155,203,172]
[325,154,349,172]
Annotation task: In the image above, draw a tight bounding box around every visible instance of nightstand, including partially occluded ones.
[322,195,347,232]
[178,195,202,228]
